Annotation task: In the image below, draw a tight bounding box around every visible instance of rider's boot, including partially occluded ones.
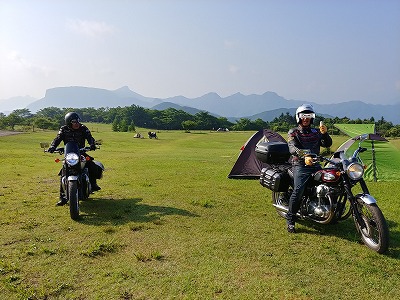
[56,183,68,206]
[90,179,101,192]
[287,223,296,233]
[286,218,296,233]
[56,194,68,206]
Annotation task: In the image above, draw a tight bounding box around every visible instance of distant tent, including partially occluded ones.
[228,129,287,179]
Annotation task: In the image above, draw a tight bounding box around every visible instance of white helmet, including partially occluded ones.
[295,104,315,124]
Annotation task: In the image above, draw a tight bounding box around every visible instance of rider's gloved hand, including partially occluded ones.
[305,156,314,166]
[90,144,96,151]
[47,146,56,153]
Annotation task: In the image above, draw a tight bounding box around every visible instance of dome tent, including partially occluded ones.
[228,129,287,179]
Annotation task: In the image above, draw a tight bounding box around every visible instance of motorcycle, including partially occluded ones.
[47,141,104,220]
[255,134,389,253]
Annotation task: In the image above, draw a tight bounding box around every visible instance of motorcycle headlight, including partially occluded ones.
[347,163,364,180]
[65,153,79,166]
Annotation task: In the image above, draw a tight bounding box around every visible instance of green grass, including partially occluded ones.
[0,126,399,299]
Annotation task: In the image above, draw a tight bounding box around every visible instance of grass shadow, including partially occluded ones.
[77,197,199,226]
[297,218,400,258]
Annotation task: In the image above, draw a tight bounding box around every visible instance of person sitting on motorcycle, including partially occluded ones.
[47,112,101,206]
[286,104,332,233]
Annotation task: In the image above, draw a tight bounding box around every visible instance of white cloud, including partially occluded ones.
[7,51,53,76]
[66,19,115,38]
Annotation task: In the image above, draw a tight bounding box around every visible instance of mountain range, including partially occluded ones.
[1,86,399,124]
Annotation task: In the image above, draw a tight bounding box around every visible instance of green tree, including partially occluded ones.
[182,120,197,132]
[4,112,23,130]
[232,118,252,131]
[128,121,136,132]
[33,117,59,130]
[253,118,269,130]
[36,107,65,124]
[120,119,128,132]
[112,117,120,132]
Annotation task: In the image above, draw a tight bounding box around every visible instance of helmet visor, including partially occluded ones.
[70,119,80,124]
[298,112,315,119]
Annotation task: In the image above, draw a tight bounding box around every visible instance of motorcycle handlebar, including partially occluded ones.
[301,152,340,166]
[303,144,367,167]
[45,146,99,154]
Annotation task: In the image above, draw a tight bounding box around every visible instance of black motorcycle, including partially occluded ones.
[48,141,103,220]
[256,134,389,253]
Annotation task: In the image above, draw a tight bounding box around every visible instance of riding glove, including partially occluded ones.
[305,156,314,166]
[48,146,56,153]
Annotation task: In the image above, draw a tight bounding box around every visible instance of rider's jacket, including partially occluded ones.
[288,125,332,165]
[50,124,95,149]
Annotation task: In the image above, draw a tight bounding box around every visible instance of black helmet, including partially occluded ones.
[65,112,81,127]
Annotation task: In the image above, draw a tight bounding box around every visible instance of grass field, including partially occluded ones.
[1,125,399,299]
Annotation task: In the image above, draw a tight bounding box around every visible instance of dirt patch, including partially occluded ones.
[0,130,23,137]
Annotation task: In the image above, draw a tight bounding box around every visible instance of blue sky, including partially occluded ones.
[1,0,399,108]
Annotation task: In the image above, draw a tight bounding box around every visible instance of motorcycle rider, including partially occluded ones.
[48,112,101,206]
[286,104,332,233]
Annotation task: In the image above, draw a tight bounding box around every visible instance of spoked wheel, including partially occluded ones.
[272,190,291,218]
[68,181,80,220]
[354,198,389,254]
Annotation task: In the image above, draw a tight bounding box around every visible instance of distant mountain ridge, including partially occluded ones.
[26,86,162,112]
[0,95,37,115]
[2,86,399,124]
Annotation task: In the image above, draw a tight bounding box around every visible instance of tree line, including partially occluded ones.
[1,105,399,137]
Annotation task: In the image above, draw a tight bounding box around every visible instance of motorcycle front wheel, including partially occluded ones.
[68,181,80,220]
[354,198,389,254]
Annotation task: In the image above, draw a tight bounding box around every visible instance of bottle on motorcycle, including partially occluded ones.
[319,120,328,134]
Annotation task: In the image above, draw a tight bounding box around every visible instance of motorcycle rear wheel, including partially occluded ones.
[354,198,389,254]
[68,181,80,220]
[272,191,290,218]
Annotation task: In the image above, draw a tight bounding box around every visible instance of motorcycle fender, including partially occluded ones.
[356,193,377,204]
[68,175,79,181]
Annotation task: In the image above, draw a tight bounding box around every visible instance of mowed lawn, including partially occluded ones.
[0,125,399,300]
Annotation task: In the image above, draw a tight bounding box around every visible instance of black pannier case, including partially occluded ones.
[259,167,290,192]
[255,141,290,164]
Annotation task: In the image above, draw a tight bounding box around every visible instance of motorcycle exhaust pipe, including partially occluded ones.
[273,204,289,213]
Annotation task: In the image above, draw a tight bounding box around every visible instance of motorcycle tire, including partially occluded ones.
[272,191,290,219]
[68,181,80,220]
[354,198,389,254]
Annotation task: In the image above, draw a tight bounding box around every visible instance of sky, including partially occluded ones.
[1,0,400,109]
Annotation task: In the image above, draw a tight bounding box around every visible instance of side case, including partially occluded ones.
[259,167,290,192]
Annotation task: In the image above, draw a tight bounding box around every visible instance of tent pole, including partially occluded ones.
[372,141,377,182]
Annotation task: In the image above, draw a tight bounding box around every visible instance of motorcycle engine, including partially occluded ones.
[307,184,332,218]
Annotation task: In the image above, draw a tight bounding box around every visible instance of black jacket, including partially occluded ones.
[50,124,95,149]
[288,125,332,165]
